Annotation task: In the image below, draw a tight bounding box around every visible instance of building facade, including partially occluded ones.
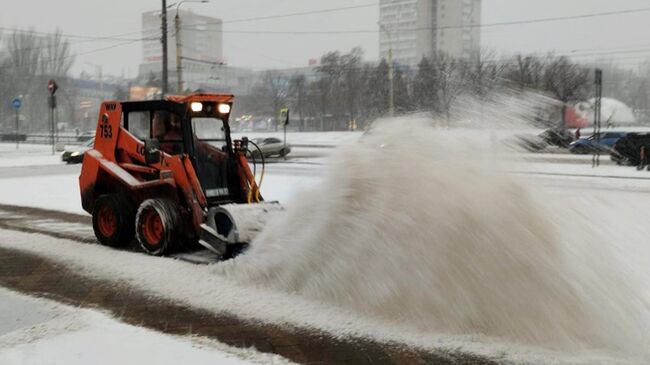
[379,0,481,66]
[140,9,229,93]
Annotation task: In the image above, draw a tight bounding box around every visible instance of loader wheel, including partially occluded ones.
[92,194,135,247]
[136,199,181,256]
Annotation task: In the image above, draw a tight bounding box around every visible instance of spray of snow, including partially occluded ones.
[219,112,649,359]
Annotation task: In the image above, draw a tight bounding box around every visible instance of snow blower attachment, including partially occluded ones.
[79,94,282,258]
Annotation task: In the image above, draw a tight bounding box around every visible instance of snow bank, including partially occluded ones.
[220,117,650,361]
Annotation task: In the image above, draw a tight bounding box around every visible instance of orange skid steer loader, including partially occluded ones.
[79,94,282,257]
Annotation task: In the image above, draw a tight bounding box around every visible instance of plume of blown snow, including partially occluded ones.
[217,110,648,360]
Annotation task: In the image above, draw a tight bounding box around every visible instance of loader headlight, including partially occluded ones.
[218,103,231,114]
[190,102,203,112]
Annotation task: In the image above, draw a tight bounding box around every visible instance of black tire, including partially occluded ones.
[278,149,287,157]
[135,199,181,256]
[92,194,135,247]
[222,243,249,260]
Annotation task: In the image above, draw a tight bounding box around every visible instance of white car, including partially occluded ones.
[61,138,95,164]
[248,137,291,158]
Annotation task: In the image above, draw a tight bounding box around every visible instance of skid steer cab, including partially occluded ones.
[79,94,282,258]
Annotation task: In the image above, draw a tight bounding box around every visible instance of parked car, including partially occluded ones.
[61,138,94,164]
[77,131,95,142]
[503,128,574,152]
[611,133,650,166]
[248,137,291,158]
[568,132,627,154]
[538,128,574,148]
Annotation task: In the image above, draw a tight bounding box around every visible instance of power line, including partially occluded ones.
[5,3,648,50]
[469,6,650,30]
[223,2,390,24]
[177,0,415,30]
[0,39,141,70]
[180,5,650,32]
[180,56,225,66]
[0,26,143,42]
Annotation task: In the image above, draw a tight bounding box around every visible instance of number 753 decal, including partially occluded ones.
[99,124,113,138]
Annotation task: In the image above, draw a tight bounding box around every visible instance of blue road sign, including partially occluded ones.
[11,98,22,110]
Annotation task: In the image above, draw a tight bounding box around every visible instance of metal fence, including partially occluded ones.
[0,133,88,146]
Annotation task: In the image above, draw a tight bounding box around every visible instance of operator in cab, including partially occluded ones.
[152,111,183,155]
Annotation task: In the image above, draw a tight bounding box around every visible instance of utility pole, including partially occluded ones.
[11,97,22,150]
[161,0,169,95]
[47,80,58,155]
[14,107,19,149]
[175,12,183,93]
[379,22,395,117]
[592,69,603,168]
[387,47,394,117]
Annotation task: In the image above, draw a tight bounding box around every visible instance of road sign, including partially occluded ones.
[11,98,22,110]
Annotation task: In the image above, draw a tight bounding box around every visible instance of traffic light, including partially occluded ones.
[47,79,58,96]
[280,108,290,126]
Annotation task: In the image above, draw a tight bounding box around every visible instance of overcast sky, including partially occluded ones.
[1,0,649,77]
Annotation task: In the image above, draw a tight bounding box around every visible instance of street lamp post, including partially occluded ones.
[379,22,395,117]
[161,0,169,95]
[174,0,209,94]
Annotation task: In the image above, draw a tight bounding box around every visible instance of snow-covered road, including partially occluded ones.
[2,130,650,365]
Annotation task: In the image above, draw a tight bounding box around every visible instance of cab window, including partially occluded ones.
[192,117,226,150]
[126,111,150,140]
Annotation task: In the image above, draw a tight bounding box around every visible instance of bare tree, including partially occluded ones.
[316,51,343,129]
[339,47,364,129]
[288,74,306,130]
[413,56,438,112]
[543,55,589,128]
[433,53,467,123]
[506,54,546,90]
[392,67,412,113]
[366,58,389,117]
[39,30,74,77]
[6,30,42,131]
[468,49,504,99]
[6,30,40,91]
[260,71,287,131]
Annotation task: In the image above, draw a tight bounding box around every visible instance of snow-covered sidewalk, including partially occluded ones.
[0,171,320,215]
[0,287,291,365]
[0,143,63,168]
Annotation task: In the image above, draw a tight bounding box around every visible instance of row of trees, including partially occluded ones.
[1,30,650,134]
[0,30,75,133]
[242,47,650,131]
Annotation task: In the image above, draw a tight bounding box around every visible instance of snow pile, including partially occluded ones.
[576,98,637,126]
[220,117,649,359]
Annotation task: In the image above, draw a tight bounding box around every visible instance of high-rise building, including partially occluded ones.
[139,9,225,91]
[379,0,481,66]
